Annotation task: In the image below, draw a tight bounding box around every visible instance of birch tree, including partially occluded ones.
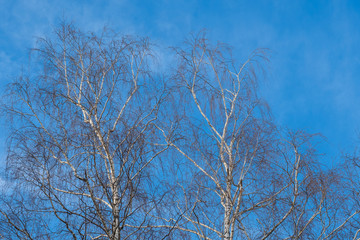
[153,34,359,239]
[1,25,359,240]
[0,23,168,240]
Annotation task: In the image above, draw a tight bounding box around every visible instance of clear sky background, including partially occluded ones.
[1,0,360,171]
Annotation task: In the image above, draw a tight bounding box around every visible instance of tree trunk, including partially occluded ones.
[223,181,232,240]
[112,191,120,240]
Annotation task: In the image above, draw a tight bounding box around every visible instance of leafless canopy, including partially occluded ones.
[1,24,360,240]
[1,23,168,240]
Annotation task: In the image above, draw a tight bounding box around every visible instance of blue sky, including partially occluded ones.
[1,0,360,168]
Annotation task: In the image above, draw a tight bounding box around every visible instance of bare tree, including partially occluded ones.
[1,25,359,240]
[151,34,359,240]
[0,23,168,240]
[151,34,279,239]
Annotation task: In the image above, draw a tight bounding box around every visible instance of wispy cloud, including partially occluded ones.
[1,0,360,162]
